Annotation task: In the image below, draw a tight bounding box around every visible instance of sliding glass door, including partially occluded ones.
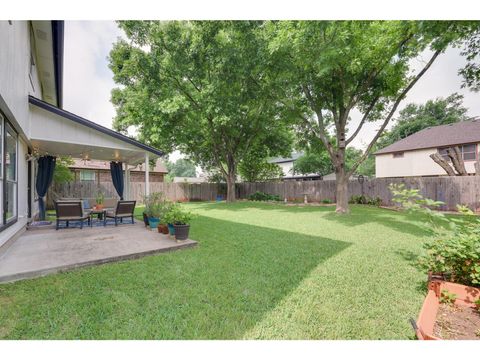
[0,112,18,230]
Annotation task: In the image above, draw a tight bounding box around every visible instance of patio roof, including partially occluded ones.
[29,96,163,165]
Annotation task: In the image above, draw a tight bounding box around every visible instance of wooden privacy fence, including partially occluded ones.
[47,176,480,211]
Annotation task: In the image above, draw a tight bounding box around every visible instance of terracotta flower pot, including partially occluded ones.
[158,224,169,234]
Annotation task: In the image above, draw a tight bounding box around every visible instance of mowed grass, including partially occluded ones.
[0,202,430,339]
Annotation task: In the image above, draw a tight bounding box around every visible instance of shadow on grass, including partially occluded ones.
[0,215,350,340]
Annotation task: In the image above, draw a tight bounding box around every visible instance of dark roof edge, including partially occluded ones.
[51,21,64,108]
[28,95,164,157]
[374,140,480,156]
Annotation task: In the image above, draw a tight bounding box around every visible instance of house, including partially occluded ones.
[374,119,480,178]
[0,21,163,251]
[70,158,167,183]
[268,152,322,181]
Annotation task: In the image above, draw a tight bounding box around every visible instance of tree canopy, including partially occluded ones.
[165,159,197,181]
[109,21,293,201]
[377,93,469,150]
[265,20,480,212]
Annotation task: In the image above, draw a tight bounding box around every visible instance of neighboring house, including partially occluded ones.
[374,119,480,178]
[173,176,207,183]
[268,152,322,181]
[70,158,167,183]
[0,21,163,251]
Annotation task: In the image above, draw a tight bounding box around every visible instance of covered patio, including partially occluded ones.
[0,97,198,284]
[0,222,196,283]
[29,95,161,206]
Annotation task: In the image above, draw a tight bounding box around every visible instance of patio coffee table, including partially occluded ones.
[89,208,113,226]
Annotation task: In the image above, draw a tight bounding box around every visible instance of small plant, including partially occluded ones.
[439,289,457,305]
[163,203,195,225]
[144,192,165,218]
[475,299,480,311]
[95,191,105,205]
[321,199,332,204]
[248,191,281,202]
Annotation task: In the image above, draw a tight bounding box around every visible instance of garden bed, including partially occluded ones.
[414,280,480,340]
[433,303,480,339]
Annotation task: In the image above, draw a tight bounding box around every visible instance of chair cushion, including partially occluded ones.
[82,199,90,209]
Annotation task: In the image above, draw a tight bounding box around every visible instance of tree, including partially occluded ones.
[238,158,284,182]
[53,156,74,184]
[293,152,333,176]
[267,21,479,213]
[165,159,197,181]
[109,21,292,202]
[377,93,469,150]
[294,147,372,177]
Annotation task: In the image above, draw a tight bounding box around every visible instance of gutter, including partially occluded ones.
[51,20,64,108]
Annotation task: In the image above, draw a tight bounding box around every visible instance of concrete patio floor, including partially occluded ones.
[0,222,197,283]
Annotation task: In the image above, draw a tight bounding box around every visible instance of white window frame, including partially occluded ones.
[80,170,96,181]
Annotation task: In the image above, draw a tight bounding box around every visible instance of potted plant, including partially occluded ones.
[164,203,195,241]
[95,191,105,210]
[143,192,164,230]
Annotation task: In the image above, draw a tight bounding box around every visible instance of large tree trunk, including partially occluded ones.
[335,165,349,214]
[430,153,456,176]
[475,157,480,175]
[226,171,236,202]
[333,145,349,214]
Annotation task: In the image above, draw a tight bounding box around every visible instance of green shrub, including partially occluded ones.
[321,199,332,204]
[163,203,195,225]
[389,183,480,287]
[248,191,281,202]
[349,195,382,206]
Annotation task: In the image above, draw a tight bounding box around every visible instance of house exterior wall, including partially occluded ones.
[0,21,41,249]
[375,145,479,178]
[277,161,294,177]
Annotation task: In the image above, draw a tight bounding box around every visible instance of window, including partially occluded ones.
[393,152,404,158]
[438,144,477,161]
[80,170,96,181]
[0,113,18,230]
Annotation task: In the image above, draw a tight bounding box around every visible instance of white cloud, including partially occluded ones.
[63,21,125,129]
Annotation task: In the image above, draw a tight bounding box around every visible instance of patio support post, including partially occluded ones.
[145,152,150,197]
[124,163,131,200]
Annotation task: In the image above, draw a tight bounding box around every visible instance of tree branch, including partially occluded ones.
[345,96,380,145]
[346,49,442,177]
[430,153,456,176]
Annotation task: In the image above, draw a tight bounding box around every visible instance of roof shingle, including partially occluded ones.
[375,119,480,155]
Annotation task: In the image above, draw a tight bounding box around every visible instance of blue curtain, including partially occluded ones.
[35,155,56,220]
[110,161,124,200]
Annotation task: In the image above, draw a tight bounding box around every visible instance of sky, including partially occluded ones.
[63,21,480,160]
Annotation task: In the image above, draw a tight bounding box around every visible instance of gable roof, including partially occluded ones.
[29,95,164,157]
[375,118,480,155]
[269,151,304,164]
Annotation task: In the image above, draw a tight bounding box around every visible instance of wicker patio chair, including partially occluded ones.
[55,200,91,230]
[104,200,136,226]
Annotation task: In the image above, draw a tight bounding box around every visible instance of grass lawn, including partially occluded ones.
[0,202,431,339]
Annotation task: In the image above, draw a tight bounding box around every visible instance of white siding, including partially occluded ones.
[0,21,41,248]
[0,21,42,136]
[375,145,480,178]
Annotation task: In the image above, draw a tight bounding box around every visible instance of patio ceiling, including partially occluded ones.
[28,96,163,165]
